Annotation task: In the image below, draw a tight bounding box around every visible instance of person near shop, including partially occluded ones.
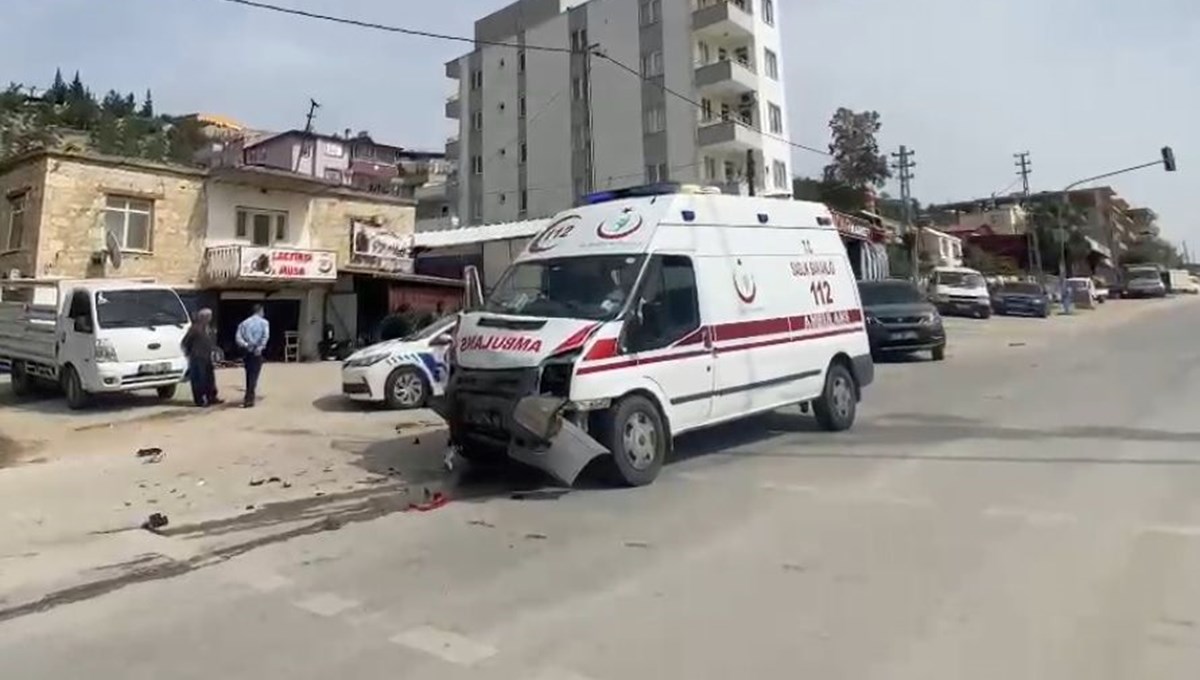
[235,304,270,408]
[181,308,221,407]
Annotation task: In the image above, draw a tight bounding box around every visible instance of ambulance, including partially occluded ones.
[444,184,873,487]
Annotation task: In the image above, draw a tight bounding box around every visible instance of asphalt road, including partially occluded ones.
[4,300,1200,679]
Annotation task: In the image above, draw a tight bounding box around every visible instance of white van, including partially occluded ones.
[0,279,190,409]
[928,266,991,318]
[444,184,873,487]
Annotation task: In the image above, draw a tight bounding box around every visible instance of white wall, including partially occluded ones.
[662,0,700,182]
[588,0,646,190]
[755,0,791,196]
[205,182,313,248]
[524,13,574,219]
[482,43,521,222]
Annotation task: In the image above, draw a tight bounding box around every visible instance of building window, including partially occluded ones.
[704,156,717,181]
[324,168,343,183]
[646,163,669,183]
[644,106,666,133]
[764,48,779,79]
[641,51,663,77]
[519,97,527,117]
[700,98,714,123]
[4,192,26,251]
[762,0,774,25]
[773,160,788,190]
[498,193,506,205]
[324,141,344,158]
[472,111,483,131]
[640,0,661,26]
[518,51,526,72]
[519,190,528,215]
[767,102,783,134]
[235,208,288,247]
[104,196,153,252]
[519,142,528,163]
[697,41,711,65]
[570,29,588,53]
[572,76,589,101]
[471,197,482,220]
[471,155,483,175]
[470,70,483,89]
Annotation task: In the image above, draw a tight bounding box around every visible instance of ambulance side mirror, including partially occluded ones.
[430,333,453,347]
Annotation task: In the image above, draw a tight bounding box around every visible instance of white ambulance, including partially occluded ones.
[444,184,873,487]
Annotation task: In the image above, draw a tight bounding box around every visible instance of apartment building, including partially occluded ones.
[445,0,792,224]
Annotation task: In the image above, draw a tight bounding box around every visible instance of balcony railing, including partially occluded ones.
[693,0,754,38]
[203,245,338,284]
[695,59,758,96]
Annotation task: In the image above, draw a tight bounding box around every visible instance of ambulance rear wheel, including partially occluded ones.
[602,395,666,487]
[813,362,857,432]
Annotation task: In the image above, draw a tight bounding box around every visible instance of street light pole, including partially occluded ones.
[1057,147,1177,313]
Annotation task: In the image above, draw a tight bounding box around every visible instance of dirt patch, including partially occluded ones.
[0,434,28,468]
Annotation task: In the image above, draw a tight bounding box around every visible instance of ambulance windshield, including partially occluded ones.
[485,255,646,321]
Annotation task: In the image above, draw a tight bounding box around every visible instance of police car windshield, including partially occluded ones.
[403,316,454,341]
[486,255,646,321]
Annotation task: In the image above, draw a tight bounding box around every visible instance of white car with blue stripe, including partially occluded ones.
[341,317,455,409]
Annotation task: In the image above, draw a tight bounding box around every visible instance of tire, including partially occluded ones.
[62,365,90,410]
[812,362,857,432]
[931,344,946,362]
[10,361,33,398]
[384,366,429,410]
[600,395,667,487]
[156,384,178,400]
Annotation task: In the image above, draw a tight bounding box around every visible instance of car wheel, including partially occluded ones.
[813,362,857,432]
[601,395,667,487]
[10,361,33,398]
[62,365,90,410]
[384,366,428,410]
[931,344,946,361]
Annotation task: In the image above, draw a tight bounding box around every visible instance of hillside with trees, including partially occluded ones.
[0,69,206,163]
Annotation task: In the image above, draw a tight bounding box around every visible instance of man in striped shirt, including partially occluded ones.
[236,304,270,408]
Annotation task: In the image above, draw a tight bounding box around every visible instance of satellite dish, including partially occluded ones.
[105,230,123,270]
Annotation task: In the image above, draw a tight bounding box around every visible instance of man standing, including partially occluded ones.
[181,308,220,407]
[236,304,270,408]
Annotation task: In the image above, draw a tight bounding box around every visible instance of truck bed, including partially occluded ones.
[0,302,59,366]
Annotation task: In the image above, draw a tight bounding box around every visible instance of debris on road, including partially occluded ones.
[249,478,265,487]
[510,489,570,501]
[267,476,282,484]
[1008,342,1027,347]
[136,447,165,464]
[782,563,807,573]
[524,532,549,540]
[623,541,651,549]
[407,491,449,512]
[141,513,169,532]
[468,519,496,528]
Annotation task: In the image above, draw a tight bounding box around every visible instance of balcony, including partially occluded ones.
[203,245,338,284]
[445,135,460,159]
[445,60,461,79]
[698,119,760,150]
[693,1,754,40]
[445,93,461,119]
[695,59,757,97]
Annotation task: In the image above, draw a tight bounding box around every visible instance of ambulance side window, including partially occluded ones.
[627,255,700,353]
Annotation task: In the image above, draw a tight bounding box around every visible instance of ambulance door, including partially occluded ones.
[623,254,714,432]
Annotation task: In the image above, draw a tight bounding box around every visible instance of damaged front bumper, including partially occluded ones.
[445,369,611,486]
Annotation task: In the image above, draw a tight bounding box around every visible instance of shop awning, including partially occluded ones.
[413,218,551,249]
[340,265,463,287]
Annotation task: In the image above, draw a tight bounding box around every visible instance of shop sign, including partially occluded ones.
[351,219,414,274]
[239,246,337,281]
[832,212,873,240]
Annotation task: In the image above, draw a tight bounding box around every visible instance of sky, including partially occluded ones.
[2,0,1197,247]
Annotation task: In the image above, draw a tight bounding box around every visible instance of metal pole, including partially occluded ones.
[891,145,917,282]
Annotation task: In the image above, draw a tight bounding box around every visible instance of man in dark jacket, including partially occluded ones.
[182,308,221,407]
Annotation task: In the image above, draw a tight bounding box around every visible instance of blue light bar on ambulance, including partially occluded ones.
[580,182,722,205]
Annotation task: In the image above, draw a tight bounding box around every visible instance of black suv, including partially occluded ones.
[859,279,946,361]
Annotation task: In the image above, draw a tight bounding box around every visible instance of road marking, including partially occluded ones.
[390,625,497,666]
[293,592,360,617]
[983,506,1077,526]
[1142,525,1200,538]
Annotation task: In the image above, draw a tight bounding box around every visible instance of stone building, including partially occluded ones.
[0,150,458,360]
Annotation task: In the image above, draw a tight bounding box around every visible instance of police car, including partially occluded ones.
[341,316,455,409]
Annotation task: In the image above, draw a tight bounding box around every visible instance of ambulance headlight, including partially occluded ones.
[539,354,578,398]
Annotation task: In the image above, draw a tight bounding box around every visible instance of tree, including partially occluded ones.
[822,108,891,192]
[61,71,97,129]
[90,111,123,155]
[101,90,126,116]
[139,89,154,118]
[48,69,68,105]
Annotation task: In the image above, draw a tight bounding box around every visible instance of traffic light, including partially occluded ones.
[1162,146,1177,172]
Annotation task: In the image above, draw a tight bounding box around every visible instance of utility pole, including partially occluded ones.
[583,44,601,194]
[891,145,917,281]
[1014,151,1041,277]
[304,99,321,133]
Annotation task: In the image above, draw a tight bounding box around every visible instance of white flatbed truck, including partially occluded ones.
[0,278,191,409]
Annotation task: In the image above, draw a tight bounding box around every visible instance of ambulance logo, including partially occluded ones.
[529,215,580,253]
[596,208,643,240]
[732,258,757,304]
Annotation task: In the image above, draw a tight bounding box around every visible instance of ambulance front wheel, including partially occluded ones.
[601,395,667,487]
[813,362,857,432]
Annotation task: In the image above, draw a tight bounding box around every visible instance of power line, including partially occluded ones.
[213,0,832,158]
[215,0,574,53]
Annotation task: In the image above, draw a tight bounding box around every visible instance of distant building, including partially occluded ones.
[445,0,794,224]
